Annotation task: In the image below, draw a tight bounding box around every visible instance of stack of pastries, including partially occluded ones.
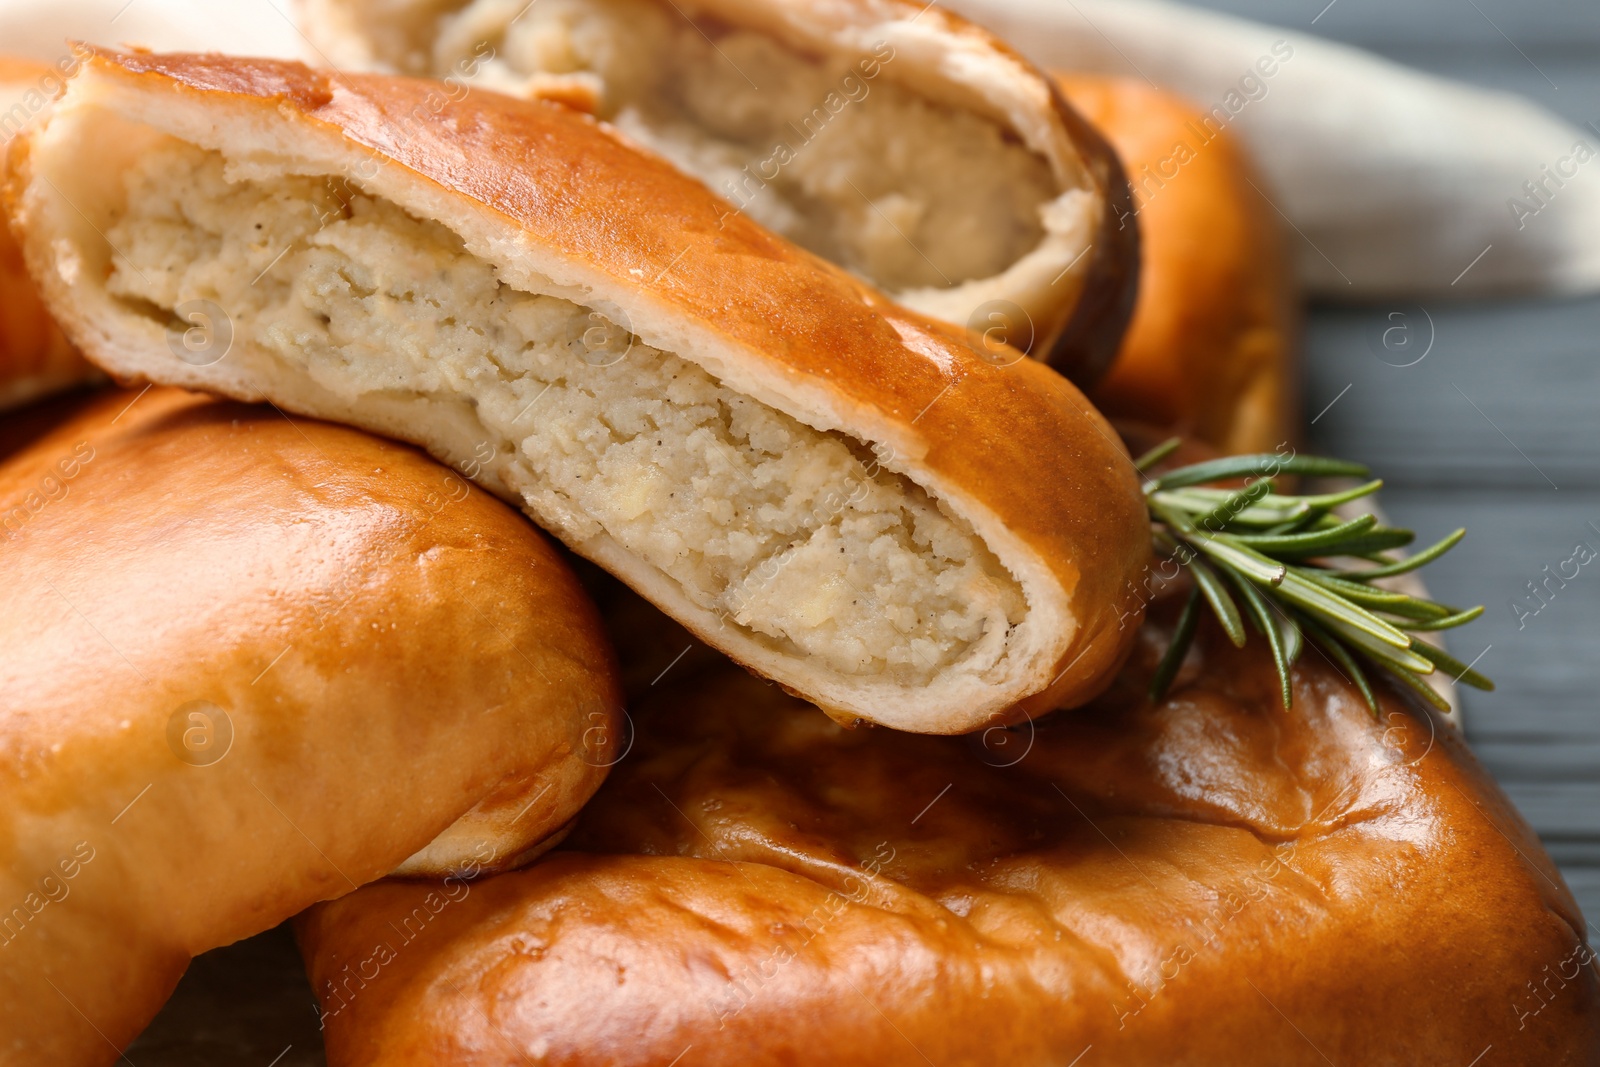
[0,2,1593,1064]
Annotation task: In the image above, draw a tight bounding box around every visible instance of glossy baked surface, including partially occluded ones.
[0,389,621,1066]
[301,601,1600,1065]
[8,50,1153,726]
[296,0,1140,383]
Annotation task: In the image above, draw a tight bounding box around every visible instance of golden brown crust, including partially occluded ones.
[300,607,1600,1066]
[0,388,621,1066]
[1059,74,1299,456]
[8,50,1152,729]
[298,0,1140,384]
[0,56,94,410]
[639,0,1141,385]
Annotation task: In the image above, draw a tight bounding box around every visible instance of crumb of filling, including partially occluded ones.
[427,0,1058,291]
[104,142,1027,683]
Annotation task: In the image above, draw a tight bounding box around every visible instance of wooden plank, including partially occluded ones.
[1303,294,1600,927]
[1562,867,1600,936]
[1304,299,1600,491]
[1475,738,1600,780]
[1546,841,1600,866]
[1288,0,1600,909]
[1351,491,1600,740]
[1499,783,1600,839]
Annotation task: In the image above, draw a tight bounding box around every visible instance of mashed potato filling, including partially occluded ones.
[103,142,1027,684]
[423,0,1058,292]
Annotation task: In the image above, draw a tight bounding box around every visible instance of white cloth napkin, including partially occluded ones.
[4,0,1598,299]
[947,0,1600,299]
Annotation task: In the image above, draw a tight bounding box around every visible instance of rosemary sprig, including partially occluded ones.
[1135,439,1492,714]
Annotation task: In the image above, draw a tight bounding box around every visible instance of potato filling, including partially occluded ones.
[412,0,1058,291]
[104,141,1026,683]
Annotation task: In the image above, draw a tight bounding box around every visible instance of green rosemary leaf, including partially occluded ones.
[1291,567,1412,603]
[1291,570,1455,618]
[1296,479,1387,511]
[1153,488,1308,527]
[1367,601,1460,623]
[1280,573,1419,650]
[1192,538,1290,589]
[1323,616,1455,715]
[1187,478,1278,532]
[1303,530,1418,558]
[1169,524,1283,584]
[1225,568,1293,708]
[1151,453,1369,491]
[1330,528,1467,580]
[1150,586,1203,702]
[1283,607,1304,666]
[1202,535,1413,648]
[1398,605,1485,631]
[1410,640,1495,691]
[1321,617,1436,676]
[1287,512,1349,534]
[1263,517,1312,536]
[1157,479,1384,524]
[1148,497,1206,542]
[1366,654,1454,714]
[1190,555,1248,648]
[1231,514,1380,554]
[1133,437,1184,473]
[1300,617,1379,716]
[1144,442,1490,714]
[1235,522,1418,561]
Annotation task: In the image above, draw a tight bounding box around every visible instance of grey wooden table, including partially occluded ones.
[123,3,1599,1060]
[1191,0,1600,924]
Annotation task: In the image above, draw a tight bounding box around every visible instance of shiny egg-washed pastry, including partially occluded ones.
[296,0,1139,382]
[298,605,1600,1066]
[0,388,621,1067]
[0,56,94,409]
[1060,74,1298,457]
[5,50,1151,734]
